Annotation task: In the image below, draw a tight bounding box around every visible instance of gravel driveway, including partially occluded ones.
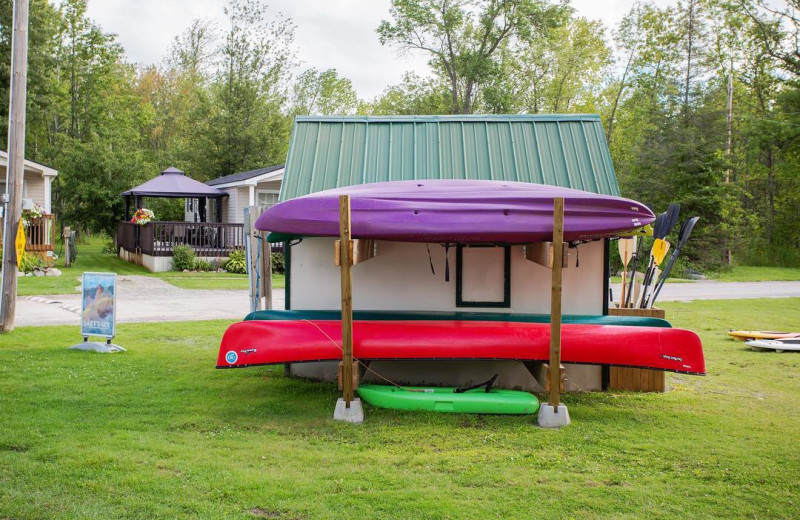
[15,276,800,327]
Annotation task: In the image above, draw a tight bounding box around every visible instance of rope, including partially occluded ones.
[299,319,411,391]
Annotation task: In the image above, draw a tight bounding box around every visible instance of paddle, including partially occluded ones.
[641,244,668,308]
[639,204,680,307]
[648,216,700,306]
[618,237,636,308]
[625,210,659,307]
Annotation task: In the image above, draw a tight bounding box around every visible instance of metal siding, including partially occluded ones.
[280,115,619,200]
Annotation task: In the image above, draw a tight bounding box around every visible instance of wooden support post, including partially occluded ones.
[549,198,565,410]
[63,227,71,268]
[339,195,354,407]
[261,230,272,310]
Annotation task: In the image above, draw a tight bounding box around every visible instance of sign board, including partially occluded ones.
[81,272,117,339]
[14,219,25,266]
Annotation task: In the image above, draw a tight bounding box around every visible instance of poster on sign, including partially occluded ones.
[81,272,116,338]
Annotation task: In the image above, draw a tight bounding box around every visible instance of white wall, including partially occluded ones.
[288,237,606,390]
[289,238,604,315]
[22,173,46,207]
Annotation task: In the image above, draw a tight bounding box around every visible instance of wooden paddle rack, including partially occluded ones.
[523,242,568,269]
[607,307,667,392]
[334,239,377,266]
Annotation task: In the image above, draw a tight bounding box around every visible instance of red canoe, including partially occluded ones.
[217,320,705,375]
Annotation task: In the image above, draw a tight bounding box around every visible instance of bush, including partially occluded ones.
[225,249,247,274]
[172,245,195,271]
[271,252,285,274]
[194,259,214,271]
[101,238,116,255]
[18,251,45,273]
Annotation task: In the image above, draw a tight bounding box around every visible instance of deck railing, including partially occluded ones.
[0,214,56,252]
[117,220,245,257]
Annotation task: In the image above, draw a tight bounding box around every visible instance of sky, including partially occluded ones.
[78,0,642,100]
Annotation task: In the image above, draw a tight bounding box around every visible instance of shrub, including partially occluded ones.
[194,259,214,271]
[271,252,285,274]
[172,245,195,271]
[101,238,116,255]
[225,249,247,274]
[18,251,45,273]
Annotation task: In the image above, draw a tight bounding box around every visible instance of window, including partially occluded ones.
[256,190,279,211]
[455,245,511,308]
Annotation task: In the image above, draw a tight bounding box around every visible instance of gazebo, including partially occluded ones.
[117,167,245,272]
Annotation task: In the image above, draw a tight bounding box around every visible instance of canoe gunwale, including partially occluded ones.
[216,358,706,376]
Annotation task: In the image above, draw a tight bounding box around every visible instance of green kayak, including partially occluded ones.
[357,384,540,415]
[244,309,671,328]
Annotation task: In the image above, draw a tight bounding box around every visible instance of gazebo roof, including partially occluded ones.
[122,167,227,198]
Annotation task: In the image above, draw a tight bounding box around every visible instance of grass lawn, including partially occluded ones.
[611,265,800,285]
[18,238,285,295]
[710,265,800,282]
[1,299,798,519]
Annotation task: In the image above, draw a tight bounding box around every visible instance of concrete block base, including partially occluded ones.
[537,403,571,428]
[333,398,364,423]
[68,342,126,353]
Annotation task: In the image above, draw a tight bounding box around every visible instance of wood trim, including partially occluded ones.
[607,307,667,392]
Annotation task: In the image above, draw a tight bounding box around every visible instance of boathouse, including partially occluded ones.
[275,115,620,391]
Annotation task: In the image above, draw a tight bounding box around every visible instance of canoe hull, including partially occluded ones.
[357,384,540,415]
[256,179,655,243]
[746,339,800,352]
[217,320,705,375]
[728,330,800,341]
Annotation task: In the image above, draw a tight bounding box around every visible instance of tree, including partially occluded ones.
[377,0,567,114]
[206,0,296,177]
[366,72,451,115]
[291,68,359,115]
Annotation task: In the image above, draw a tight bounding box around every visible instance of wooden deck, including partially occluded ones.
[117,220,245,257]
[0,214,55,253]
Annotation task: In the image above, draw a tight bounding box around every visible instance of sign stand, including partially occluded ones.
[68,272,125,353]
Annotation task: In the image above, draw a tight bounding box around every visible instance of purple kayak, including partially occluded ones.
[256,180,654,243]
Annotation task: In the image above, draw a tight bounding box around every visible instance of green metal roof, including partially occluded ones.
[280,115,619,201]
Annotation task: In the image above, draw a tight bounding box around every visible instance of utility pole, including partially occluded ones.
[1,0,30,333]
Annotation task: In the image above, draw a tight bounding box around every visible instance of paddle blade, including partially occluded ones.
[651,239,670,265]
[652,212,667,239]
[676,216,700,250]
[618,237,636,266]
[664,203,681,238]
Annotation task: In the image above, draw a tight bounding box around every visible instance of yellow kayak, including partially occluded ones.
[728,330,800,341]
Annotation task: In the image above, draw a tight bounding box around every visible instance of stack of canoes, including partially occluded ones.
[217,180,707,413]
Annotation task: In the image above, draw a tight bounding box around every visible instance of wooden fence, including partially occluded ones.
[117,220,245,257]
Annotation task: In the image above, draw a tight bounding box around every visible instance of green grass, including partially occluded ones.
[710,265,800,282]
[611,265,800,285]
[157,272,285,290]
[1,299,798,519]
[17,237,284,295]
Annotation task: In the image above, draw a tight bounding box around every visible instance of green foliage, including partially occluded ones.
[292,68,359,115]
[172,245,196,271]
[101,238,116,255]
[271,251,285,274]
[193,259,214,272]
[224,249,247,274]
[17,251,46,273]
[377,0,568,114]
